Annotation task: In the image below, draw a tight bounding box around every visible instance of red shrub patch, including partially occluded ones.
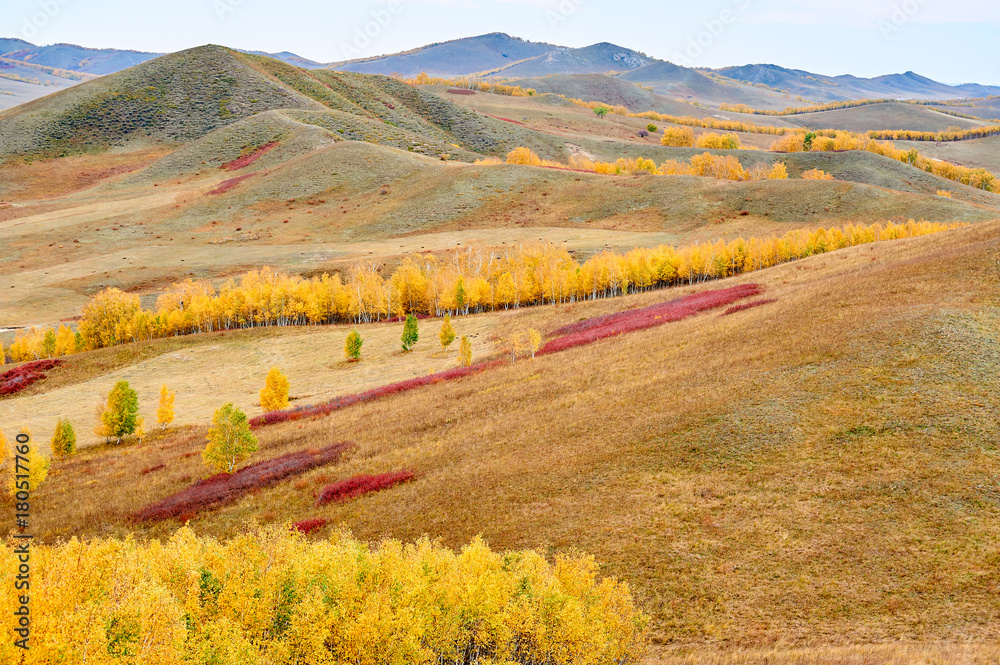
[221,142,278,171]
[723,298,777,316]
[141,463,166,475]
[539,284,762,356]
[0,359,62,397]
[207,173,256,195]
[133,442,353,522]
[292,518,328,534]
[446,88,476,95]
[316,470,415,505]
[250,361,505,429]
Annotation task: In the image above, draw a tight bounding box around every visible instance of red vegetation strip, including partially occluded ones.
[249,285,762,430]
[446,88,476,95]
[221,141,278,171]
[133,442,353,522]
[723,298,777,316]
[316,471,415,505]
[249,360,506,429]
[539,283,762,356]
[0,359,62,396]
[141,463,166,475]
[292,518,328,534]
[489,115,526,125]
[207,173,256,195]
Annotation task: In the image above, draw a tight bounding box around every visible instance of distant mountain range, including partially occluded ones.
[2,32,998,112]
[717,64,1000,104]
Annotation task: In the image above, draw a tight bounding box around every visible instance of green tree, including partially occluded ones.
[401,314,419,351]
[439,314,456,349]
[458,336,473,367]
[51,418,76,458]
[594,106,609,118]
[803,131,816,151]
[42,329,57,358]
[345,331,363,361]
[455,279,467,314]
[98,380,142,445]
[203,403,258,474]
[646,123,658,133]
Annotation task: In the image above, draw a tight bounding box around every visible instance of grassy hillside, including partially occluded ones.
[11,220,1000,661]
[329,32,556,78]
[897,134,1000,175]
[488,42,651,77]
[781,102,988,133]
[3,137,995,329]
[620,62,791,110]
[0,46,321,158]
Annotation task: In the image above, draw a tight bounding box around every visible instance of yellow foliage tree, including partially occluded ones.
[802,168,834,180]
[78,287,143,350]
[157,384,176,430]
[458,336,472,367]
[695,132,742,149]
[54,325,76,357]
[506,147,542,166]
[260,367,290,412]
[50,418,76,459]
[528,329,542,358]
[768,162,789,180]
[439,313,456,349]
[660,126,695,147]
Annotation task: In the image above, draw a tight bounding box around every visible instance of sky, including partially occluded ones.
[3,0,998,84]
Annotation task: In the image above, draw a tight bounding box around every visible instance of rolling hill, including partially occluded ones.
[778,101,990,132]
[618,61,792,109]
[328,32,558,77]
[719,63,1000,102]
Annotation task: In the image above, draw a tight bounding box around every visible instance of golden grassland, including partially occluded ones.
[8,220,999,662]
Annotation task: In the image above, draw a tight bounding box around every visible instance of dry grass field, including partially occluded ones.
[12,221,999,662]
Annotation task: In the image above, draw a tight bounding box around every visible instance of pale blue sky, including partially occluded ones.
[3,0,998,84]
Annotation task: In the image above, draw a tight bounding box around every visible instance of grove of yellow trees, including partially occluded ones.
[0,526,649,664]
[769,131,998,192]
[501,147,786,182]
[37,220,954,354]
